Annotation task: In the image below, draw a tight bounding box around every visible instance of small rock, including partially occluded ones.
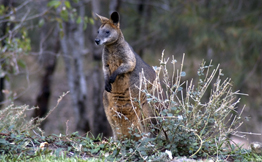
[171,157,214,162]
[39,142,49,150]
[171,157,196,162]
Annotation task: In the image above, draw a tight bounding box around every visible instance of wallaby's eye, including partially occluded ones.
[97,30,99,34]
[105,31,110,34]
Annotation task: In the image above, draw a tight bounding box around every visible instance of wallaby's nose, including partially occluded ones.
[95,39,100,45]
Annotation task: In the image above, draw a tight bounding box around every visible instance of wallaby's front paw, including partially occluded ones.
[105,82,112,92]
[109,73,117,83]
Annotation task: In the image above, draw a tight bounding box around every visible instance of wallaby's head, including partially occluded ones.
[95,12,121,46]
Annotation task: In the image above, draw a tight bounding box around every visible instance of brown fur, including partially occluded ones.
[95,12,156,140]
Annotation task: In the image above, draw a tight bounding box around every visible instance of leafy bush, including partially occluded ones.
[0,104,36,134]
[0,91,69,135]
[116,52,247,161]
[0,92,69,158]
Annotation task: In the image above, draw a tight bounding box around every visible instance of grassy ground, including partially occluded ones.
[0,131,261,162]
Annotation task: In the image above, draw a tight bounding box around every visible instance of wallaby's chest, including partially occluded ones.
[106,53,123,74]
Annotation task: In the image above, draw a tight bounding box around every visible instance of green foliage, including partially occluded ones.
[0,2,32,94]
[46,0,94,37]
[0,5,6,15]
[0,30,31,78]
[118,52,248,161]
[47,0,62,9]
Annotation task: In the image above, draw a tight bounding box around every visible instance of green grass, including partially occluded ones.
[0,153,104,162]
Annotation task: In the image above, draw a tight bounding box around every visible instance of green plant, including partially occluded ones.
[0,104,35,134]
[117,51,248,161]
[0,91,69,135]
[0,92,69,159]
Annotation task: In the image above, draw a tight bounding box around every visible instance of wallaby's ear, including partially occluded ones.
[110,11,120,28]
[95,13,109,23]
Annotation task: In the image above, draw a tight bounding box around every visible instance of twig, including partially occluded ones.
[190,132,203,158]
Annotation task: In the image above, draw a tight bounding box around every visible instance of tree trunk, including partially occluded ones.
[59,1,90,133]
[109,0,121,14]
[135,0,151,57]
[88,0,112,137]
[33,35,59,128]
[31,0,60,128]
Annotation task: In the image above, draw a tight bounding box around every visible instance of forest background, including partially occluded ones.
[0,0,261,143]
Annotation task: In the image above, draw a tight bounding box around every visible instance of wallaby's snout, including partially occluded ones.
[95,38,100,45]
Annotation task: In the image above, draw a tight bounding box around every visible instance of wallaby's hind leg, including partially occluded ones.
[141,103,159,137]
[103,92,118,140]
[103,92,144,140]
[115,105,143,140]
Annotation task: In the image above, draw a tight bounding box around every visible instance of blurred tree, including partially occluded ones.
[135,0,151,57]
[88,0,113,137]
[0,0,33,106]
[32,0,60,129]
[57,0,90,133]
[109,0,121,14]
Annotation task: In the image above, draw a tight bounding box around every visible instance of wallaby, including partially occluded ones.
[95,12,156,140]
